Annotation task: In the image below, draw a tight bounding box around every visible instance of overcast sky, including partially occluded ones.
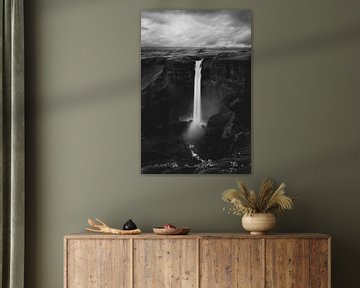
[141,10,251,48]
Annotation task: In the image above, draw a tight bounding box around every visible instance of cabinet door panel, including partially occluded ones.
[66,239,131,288]
[265,239,310,288]
[134,239,198,288]
[200,239,264,288]
[310,239,329,288]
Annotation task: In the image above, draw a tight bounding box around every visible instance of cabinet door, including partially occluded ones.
[265,239,310,288]
[200,239,264,288]
[66,239,131,288]
[134,239,198,288]
[309,239,330,288]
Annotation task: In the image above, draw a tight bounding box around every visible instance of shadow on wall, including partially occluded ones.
[37,0,104,10]
[43,77,137,112]
[275,143,360,288]
[256,24,360,63]
[39,23,360,113]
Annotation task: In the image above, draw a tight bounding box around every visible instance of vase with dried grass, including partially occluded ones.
[222,179,295,235]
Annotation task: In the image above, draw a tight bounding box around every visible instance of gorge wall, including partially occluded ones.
[141,48,251,173]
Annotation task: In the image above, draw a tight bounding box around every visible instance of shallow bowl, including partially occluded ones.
[153,227,190,235]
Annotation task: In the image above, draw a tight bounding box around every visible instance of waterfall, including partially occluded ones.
[193,59,203,125]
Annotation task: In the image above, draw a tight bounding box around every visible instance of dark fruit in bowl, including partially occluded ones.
[123,219,137,230]
[163,223,176,229]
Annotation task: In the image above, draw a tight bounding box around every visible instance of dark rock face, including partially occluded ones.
[141,56,195,131]
[141,47,251,174]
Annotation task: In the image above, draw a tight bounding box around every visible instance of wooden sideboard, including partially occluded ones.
[64,233,330,288]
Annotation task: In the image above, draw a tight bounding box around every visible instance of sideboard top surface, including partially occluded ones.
[64,232,330,240]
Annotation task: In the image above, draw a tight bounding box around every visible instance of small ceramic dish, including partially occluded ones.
[153,227,190,235]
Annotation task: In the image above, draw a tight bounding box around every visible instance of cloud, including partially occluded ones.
[141,10,251,48]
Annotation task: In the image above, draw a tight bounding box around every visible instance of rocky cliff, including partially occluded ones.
[141,47,251,174]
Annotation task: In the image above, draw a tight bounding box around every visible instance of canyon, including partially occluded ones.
[141,47,251,174]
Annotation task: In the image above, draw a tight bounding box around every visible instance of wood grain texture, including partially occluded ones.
[66,239,131,288]
[64,239,68,288]
[310,239,329,288]
[265,239,310,288]
[65,233,330,240]
[133,239,197,288]
[64,234,331,288]
[200,239,264,288]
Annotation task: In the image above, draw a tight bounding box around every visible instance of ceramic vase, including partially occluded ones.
[242,213,276,235]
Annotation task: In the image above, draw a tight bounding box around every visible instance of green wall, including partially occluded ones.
[25,0,360,287]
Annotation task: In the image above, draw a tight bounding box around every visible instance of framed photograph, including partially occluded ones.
[141,10,251,174]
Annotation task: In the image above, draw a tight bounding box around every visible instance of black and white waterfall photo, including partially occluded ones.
[141,10,251,174]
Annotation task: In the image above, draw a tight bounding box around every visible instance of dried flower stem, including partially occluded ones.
[222,179,294,216]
